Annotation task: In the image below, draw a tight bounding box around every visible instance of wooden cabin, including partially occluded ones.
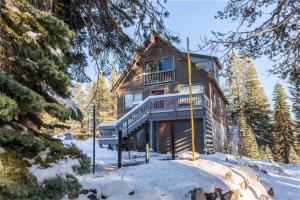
[100,32,228,155]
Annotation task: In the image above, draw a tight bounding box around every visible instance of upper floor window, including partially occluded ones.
[159,57,173,71]
[145,60,156,73]
[144,56,174,73]
[179,84,204,94]
[125,92,142,108]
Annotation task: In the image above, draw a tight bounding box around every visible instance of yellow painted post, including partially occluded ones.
[187,37,196,161]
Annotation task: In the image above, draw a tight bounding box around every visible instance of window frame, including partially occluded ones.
[144,55,175,74]
[124,91,143,108]
[179,84,204,94]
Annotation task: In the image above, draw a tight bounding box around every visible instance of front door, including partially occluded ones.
[151,89,164,109]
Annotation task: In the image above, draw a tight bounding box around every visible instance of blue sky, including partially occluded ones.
[87,0,291,107]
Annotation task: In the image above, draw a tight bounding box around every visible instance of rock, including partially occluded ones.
[129,190,135,195]
[68,191,79,199]
[259,194,269,200]
[268,187,274,197]
[222,189,240,200]
[88,193,97,200]
[225,171,233,180]
[190,187,207,200]
[80,189,89,195]
[239,179,249,189]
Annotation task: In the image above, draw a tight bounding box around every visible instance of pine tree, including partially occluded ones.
[110,65,119,90]
[224,52,245,126]
[92,74,116,122]
[0,1,80,131]
[272,82,295,163]
[289,74,300,133]
[260,145,274,161]
[242,54,273,147]
[238,112,260,159]
[110,66,118,120]
[289,145,300,165]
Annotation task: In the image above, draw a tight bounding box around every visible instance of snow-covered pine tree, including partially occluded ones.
[272,82,295,163]
[0,1,81,131]
[0,2,89,199]
[238,112,260,159]
[242,54,273,147]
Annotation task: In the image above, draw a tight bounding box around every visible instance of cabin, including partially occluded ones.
[99,32,228,156]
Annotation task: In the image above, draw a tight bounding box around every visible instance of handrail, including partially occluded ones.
[99,93,210,134]
[143,70,175,85]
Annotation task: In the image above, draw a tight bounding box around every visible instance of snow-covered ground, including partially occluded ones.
[63,138,300,200]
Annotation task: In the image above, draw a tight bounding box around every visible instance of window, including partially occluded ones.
[124,92,142,108]
[144,56,174,73]
[179,84,204,94]
[145,60,157,73]
[159,57,173,71]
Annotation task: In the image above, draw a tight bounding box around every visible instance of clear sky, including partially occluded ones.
[87,0,291,107]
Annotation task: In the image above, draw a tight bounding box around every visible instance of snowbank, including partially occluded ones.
[29,157,80,183]
[64,138,300,200]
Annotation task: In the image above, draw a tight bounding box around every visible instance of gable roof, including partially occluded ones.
[112,32,228,104]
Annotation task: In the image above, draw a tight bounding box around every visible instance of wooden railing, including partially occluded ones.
[100,93,210,135]
[143,70,175,85]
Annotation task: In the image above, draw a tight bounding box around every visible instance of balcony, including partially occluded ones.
[143,70,175,85]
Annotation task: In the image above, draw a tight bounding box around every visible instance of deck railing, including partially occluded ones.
[100,93,210,135]
[143,70,175,85]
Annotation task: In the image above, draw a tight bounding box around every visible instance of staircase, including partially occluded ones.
[100,93,210,137]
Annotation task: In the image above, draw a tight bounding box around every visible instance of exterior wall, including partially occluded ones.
[152,119,204,154]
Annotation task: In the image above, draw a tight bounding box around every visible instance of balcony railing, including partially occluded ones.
[143,70,175,85]
[100,93,210,135]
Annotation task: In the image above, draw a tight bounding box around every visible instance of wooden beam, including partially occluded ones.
[118,130,122,168]
[145,127,149,163]
[171,122,175,160]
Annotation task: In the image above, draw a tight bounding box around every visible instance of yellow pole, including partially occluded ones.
[187,37,196,161]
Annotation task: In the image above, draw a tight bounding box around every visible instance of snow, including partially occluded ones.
[24,31,42,40]
[62,138,300,200]
[46,46,63,58]
[0,147,5,154]
[29,157,80,183]
[42,84,81,118]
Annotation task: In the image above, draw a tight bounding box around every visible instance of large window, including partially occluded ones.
[144,56,174,73]
[179,84,204,94]
[159,57,173,71]
[124,92,143,108]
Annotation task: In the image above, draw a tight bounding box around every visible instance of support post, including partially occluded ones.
[145,127,149,163]
[118,130,122,168]
[171,122,175,160]
[92,105,96,174]
[149,120,153,149]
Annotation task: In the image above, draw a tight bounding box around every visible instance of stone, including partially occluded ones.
[190,187,207,200]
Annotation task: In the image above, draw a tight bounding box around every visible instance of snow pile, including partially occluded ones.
[63,138,118,165]
[29,157,80,183]
[64,138,300,200]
